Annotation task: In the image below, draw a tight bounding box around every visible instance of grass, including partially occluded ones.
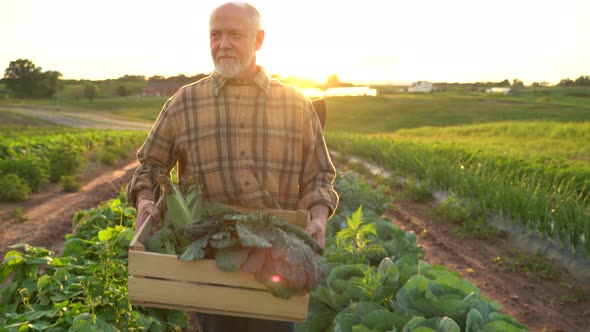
[398,180,434,203]
[327,133,590,256]
[323,89,590,134]
[391,121,590,163]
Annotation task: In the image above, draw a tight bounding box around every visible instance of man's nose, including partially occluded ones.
[219,35,231,49]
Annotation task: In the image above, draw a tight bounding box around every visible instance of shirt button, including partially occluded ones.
[241,150,245,157]
[240,122,244,128]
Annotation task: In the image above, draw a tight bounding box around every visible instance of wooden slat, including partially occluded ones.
[128,276,309,322]
[128,251,266,289]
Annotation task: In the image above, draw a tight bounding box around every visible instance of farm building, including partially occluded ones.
[324,86,377,97]
[142,81,185,97]
[485,87,513,95]
[407,81,433,93]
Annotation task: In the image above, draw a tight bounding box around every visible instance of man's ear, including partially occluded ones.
[255,29,265,50]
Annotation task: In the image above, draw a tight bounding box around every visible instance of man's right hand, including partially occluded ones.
[136,199,161,233]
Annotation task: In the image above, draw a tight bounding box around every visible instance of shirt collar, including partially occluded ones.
[211,66,270,96]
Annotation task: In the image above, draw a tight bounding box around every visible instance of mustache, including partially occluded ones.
[217,50,237,58]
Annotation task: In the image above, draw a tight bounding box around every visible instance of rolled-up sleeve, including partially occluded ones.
[297,103,339,216]
[125,99,178,207]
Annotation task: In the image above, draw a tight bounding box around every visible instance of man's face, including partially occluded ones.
[209,5,260,79]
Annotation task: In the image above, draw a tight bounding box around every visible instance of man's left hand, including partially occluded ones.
[306,205,330,248]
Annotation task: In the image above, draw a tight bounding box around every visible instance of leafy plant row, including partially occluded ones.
[296,172,529,331]
[326,133,590,259]
[0,128,146,201]
[0,192,190,331]
[0,172,529,331]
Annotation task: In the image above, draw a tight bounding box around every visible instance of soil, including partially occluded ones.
[0,157,139,257]
[388,200,590,332]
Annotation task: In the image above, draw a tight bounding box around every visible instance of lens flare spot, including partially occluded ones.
[271,275,281,283]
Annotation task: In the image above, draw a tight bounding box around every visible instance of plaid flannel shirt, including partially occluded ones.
[126,66,338,214]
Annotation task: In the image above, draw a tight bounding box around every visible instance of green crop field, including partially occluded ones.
[320,87,590,258]
[324,88,590,133]
[1,86,588,331]
[3,87,590,254]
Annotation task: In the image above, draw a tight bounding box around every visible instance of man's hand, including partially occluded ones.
[136,199,161,233]
[305,205,330,249]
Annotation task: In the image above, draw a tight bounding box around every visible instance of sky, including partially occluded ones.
[1,0,589,85]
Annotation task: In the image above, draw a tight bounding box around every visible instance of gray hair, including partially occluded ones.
[211,2,261,35]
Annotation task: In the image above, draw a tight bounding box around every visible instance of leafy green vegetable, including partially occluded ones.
[146,177,326,298]
[0,195,189,330]
[332,301,403,332]
[394,274,498,330]
[401,316,460,332]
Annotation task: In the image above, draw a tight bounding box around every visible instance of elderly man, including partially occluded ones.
[126,2,338,331]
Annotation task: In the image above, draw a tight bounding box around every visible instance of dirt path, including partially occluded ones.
[388,200,590,332]
[1,104,152,130]
[0,158,139,258]
[0,104,147,257]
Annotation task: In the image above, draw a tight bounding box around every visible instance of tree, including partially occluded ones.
[38,70,62,98]
[4,59,43,98]
[116,85,128,97]
[325,74,341,88]
[574,75,590,86]
[3,59,62,98]
[512,78,524,88]
[325,74,353,88]
[118,74,145,81]
[531,81,550,88]
[557,78,575,87]
[84,83,98,101]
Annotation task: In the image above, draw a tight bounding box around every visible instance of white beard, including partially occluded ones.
[214,46,256,78]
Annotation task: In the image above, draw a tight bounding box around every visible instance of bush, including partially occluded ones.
[99,151,117,166]
[48,146,85,183]
[0,157,48,192]
[60,175,82,192]
[0,174,31,201]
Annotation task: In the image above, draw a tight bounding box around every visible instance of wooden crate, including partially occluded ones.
[128,204,311,322]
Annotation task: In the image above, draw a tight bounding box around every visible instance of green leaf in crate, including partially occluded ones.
[235,220,273,247]
[215,247,252,272]
[178,236,209,261]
